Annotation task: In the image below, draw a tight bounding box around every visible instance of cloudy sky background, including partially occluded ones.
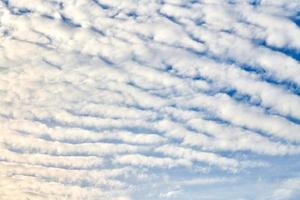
[1,0,300,199]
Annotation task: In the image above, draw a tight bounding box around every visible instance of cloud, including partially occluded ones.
[271,177,300,200]
[1,0,300,199]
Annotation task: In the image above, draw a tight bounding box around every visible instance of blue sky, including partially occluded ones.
[0,0,300,199]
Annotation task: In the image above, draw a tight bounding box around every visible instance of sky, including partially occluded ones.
[0,0,300,199]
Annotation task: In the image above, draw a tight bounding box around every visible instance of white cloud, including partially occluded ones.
[1,0,300,199]
[271,177,300,200]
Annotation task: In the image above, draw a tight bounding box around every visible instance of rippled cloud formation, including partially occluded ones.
[1,0,300,199]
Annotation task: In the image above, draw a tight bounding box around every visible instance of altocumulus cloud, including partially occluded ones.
[0,0,300,199]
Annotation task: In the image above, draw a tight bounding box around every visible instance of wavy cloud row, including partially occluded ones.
[0,0,300,199]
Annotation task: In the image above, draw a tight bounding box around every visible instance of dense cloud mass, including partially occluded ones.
[0,0,300,199]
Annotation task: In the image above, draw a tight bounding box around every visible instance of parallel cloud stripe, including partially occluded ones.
[1,0,300,199]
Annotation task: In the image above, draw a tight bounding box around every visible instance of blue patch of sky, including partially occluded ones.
[239,63,300,96]
[60,14,81,28]
[127,11,138,18]
[158,11,182,25]
[292,13,300,27]
[10,7,32,15]
[254,39,300,63]
[205,51,300,97]
[91,0,110,10]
